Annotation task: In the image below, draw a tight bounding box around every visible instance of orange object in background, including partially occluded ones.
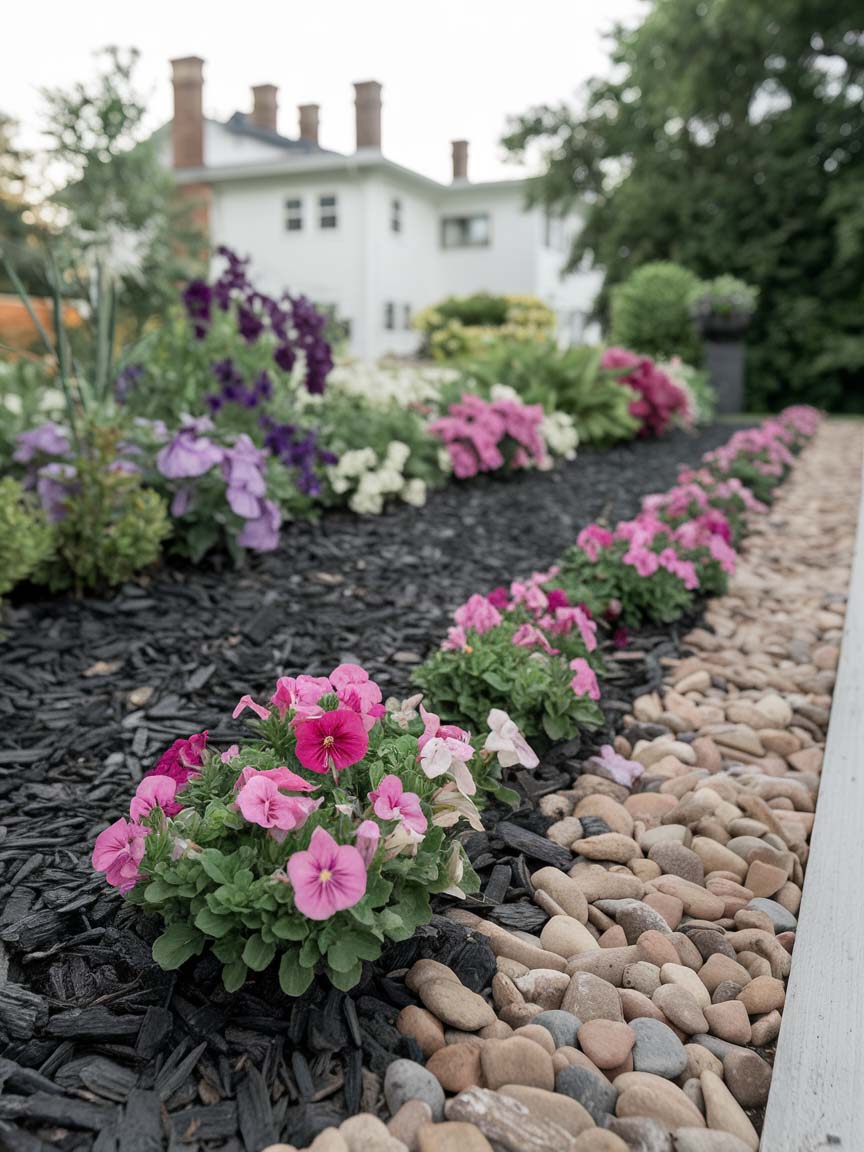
[0,293,82,354]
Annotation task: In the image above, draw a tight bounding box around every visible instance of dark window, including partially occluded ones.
[384,302,395,330]
[441,213,490,248]
[319,194,338,229]
[402,303,412,329]
[285,197,303,232]
[391,198,402,233]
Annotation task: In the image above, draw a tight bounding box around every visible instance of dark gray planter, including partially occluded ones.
[705,338,746,414]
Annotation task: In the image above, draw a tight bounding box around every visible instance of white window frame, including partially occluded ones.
[441,213,491,249]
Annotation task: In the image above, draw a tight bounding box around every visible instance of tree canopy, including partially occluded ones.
[504,0,864,411]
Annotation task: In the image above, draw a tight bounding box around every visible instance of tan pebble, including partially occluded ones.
[531,867,590,923]
[691,838,748,882]
[643,892,684,929]
[566,947,641,986]
[562,971,624,1020]
[539,793,572,819]
[683,1042,724,1080]
[308,1130,349,1152]
[629,858,662,881]
[750,1009,782,1046]
[733,908,775,933]
[498,1002,544,1028]
[622,962,662,997]
[692,736,724,773]
[553,1047,604,1076]
[737,975,786,1014]
[498,1084,595,1136]
[787,746,823,773]
[495,956,529,980]
[703,1001,752,1044]
[340,1113,406,1151]
[700,1070,759,1149]
[670,932,705,972]
[492,972,523,1011]
[572,1132,629,1151]
[637,930,680,968]
[697,953,752,993]
[625,792,678,821]
[387,1099,433,1150]
[406,960,461,994]
[737,951,772,979]
[547,816,585,847]
[512,1024,556,1054]
[660,963,711,1009]
[598,925,629,949]
[514,969,570,1010]
[480,1036,554,1091]
[575,794,635,837]
[775,880,802,915]
[619,988,666,1023]
[760,729,802,757]
[576,834,643,864]
[576,1019,636,1069]
[616,1082,705,1129]
[654,876,726,920]
[426,1043,483,1093]
[540,915,598,958]
[397,1006,446,1058]
[640,825,692,850]
[417,1122,492,1152]
[652,984,708,1034]
[745,859,787,897]
[478,1020,513,1040]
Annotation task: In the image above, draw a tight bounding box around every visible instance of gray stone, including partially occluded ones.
[555,1065,618,1125]
[608,1115,673,1151]
[746,897,797,933]
[686,929,737,962]
[630,1017,688,1079]
[616,900,675,944]
[383,1058,445,1121]
[648,842,705,886]
[690,1034,751,1062]
[531,1009,581,1049]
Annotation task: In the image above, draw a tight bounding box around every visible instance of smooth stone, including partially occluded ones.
[723,1050,773,1108]
[417,1122,492,1152]
[419,980,496,1031]
[712,981,745,1005]
[623,962,662,997]
[629,1018,688,1078]
[750,1009,782,1046]
[556,1065,619,1125]
[575,794,635,837]
[700,1070,759,1150]
[426,1043,483,1093]
[532,1009,582,1048]
[567,868,645,902]
[607,1116,674,1152]
[746,897,797,933]
[541,915,599,958]
[562,972,624,1021]
[384,1060,446,1122]
[648,843,705,886]
[653,877,725,920]
[674,1132,753,1152]
[620,988,666,1024]
[406,960,461,994]
[513,1024,556,1055]
[572,1134,628,1151]
[652,985,708,1035]
[498,1085,595,1136]
[643,892,685,929]
[689,1035,750,1062]
[577,1020,636,1069]
[532,867,590,923]
[615,1083,704,1129]
[703,1002,752,1045]
[387,1100,433,1150]
[397,1006,446,1058]
[480,1037,554,1091]
[576,834,642,864]
[659,964,711,1010]
[617,902,675,944]
[637,931,680,968]
[308,1132,348,1152]
[514,969,570,1010]
[696,953,751,993]
[567,946,641,985]
[445,1086,580,1150]
[683,1043,724,1080]
[737,975,785,1014]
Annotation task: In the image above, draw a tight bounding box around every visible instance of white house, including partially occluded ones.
[159,58,601,361]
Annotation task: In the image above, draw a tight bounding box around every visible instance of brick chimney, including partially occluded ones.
[171,56,205,168]
[354,81,382,151]
[251,84,278,132]
[452,139,469,182]
[298,104,320,147]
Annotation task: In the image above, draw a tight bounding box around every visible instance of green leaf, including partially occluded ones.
[299,935,320,967]
[326,930,381,973]
[328,960,363,991]
[195,907,232,938]
[271,916,309,941]
[488,783,521,808]
[279,951,315,997]
[222,959,248,993]
[151,922,205,970]
[143,877,176,904]
[198,848,230,884]
[242,933,276,972]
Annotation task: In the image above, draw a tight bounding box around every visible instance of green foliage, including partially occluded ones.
[609,262,702,362]
[503,0,864,412]
[415,295,557,361]
[413,619,603,743]
[40,428,169,591]
[435,293,511,328]
[692,275,758,322]
[0,113,50,297]
[458,341,639,446]
[0,478,55,599]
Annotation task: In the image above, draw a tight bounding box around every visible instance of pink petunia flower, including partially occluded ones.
[233,694,272,721]
[570,657,601,701]
[587,744,644,787]
[441,625,469,651]
[286,826,367,920]
[221,744,240,763]
[453,594,503,635]
[331,664,386,730]
[92,818,149,893]
[512,622,559,655]
[354,820,381,866]
[484,708,540,769]
[368,775,428,835]
[418,738,476,797]
[130,775,178,823]
[270,674,332,720]
[144,731,207,813]
[486,586,510,609]
[294,710,369,774]
[236,775,322,831]
[233,765,318,793]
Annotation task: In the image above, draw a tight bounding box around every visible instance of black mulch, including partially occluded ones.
[0,425,740,1151]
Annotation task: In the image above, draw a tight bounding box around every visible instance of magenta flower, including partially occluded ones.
[545,588,569,611]
[354,820,381,866]
[144,732,208,811]
[369,775,428,835]
[234,765,318,793]
[130,775,178,822]
[236,775,322,831]
[286,826,367,920]
[92,818,149,893]
[570,657,601,701]
[294,710,369,774]
[233,694,272,721]
[486,586,510,609]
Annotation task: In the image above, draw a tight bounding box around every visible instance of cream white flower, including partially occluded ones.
[402,478,427,507]
[484,708,540,769]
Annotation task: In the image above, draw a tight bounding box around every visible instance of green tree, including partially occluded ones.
[0,113,49,295]
[503,0,864,412]
[42,46,203,340]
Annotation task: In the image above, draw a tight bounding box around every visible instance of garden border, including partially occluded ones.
[761,437,864,1151]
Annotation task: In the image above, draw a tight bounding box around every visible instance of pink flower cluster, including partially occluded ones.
[235,663,386,733]
[428,393,548,479]
[703,425,796,479]
[602,348,689,438]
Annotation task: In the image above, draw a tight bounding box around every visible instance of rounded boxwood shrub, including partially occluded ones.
[609,262,703,363]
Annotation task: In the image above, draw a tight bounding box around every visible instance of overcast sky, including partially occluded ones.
[1,0,644,185]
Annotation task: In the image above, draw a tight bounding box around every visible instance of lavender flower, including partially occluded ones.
[36,462,77,522]
[222,434,267,518]
[236,498,281,552]
[156,428,224,479]
[14,423,71,464]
